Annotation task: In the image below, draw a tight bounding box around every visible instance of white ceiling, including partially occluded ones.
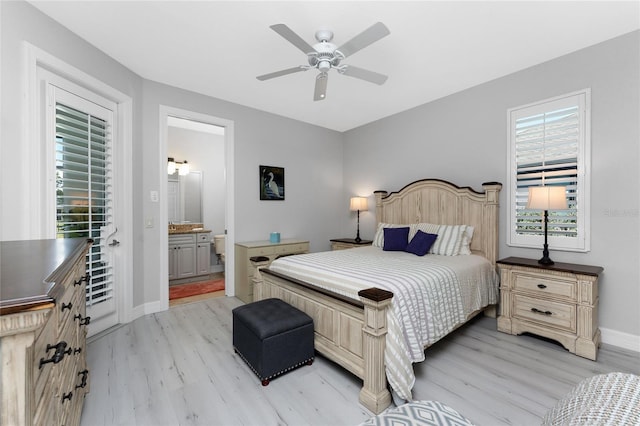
[29,1,640,132]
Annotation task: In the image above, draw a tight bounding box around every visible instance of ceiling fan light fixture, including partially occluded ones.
[318,61,331,72]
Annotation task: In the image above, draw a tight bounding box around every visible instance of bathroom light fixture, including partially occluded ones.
[350,197,368,243]
[178,161,190,176]
[167,157,176,174]
[527,186,568,265]
[167,158,190,175]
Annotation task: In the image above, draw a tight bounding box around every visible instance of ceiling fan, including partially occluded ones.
[256,22,390,101]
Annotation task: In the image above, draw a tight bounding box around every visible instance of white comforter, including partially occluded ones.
[269,246,499,401]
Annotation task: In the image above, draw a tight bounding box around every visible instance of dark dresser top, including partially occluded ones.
[497,256,603,277]
[0,238,91,315]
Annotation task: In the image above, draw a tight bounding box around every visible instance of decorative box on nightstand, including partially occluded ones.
[497,257,603,360]
[330,238,373,250]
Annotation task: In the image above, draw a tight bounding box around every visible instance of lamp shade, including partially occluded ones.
[350,197,368,211]
[527,186,568,210]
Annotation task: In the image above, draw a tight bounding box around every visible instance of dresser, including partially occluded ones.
[330,238,373,250]
[497,257,603,360]
[1,238,93,426]
[234,239,309,303]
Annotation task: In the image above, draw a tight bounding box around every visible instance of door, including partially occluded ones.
[49,84,119,335]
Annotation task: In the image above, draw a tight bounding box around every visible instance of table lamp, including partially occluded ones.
[350,197,368,243]
[527,186,568,265]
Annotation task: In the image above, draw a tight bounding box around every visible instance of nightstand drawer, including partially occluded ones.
[513,272,576,300]
[514,294,576,332]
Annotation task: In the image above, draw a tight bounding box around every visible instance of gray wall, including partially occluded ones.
[343,31,640,340]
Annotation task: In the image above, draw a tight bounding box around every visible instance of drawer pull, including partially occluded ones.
[537,284,547,289]
[62,392,73,403]
[76,369,89,389]
[74,273,91,287]
[61,302,73,312]
[531,307,553,316]
[39,341,71,368]
[74,314,91,326]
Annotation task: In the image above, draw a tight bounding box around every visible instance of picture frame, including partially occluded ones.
[260,165,285,200]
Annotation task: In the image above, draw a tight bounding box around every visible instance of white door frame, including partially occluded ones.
[24,43,134,333]
[158,106,235,310]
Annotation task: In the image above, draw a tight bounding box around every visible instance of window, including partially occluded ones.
[507,90,591,252]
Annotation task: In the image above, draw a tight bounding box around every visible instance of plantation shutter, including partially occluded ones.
[507,90,590,252]
[515,106,578,238]
[55,102,115,307]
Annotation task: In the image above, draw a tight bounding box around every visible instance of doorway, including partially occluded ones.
[158,106,235,310]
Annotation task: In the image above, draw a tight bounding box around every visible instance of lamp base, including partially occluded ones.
[538,242,554,265]
[537,256,555,266]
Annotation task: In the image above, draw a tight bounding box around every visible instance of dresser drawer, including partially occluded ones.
[514,294,576,332]
[513,272,576,300]
[250,246,276,256]
[33,378,59,426]
[33,309,58,405]
[275,243,308,254]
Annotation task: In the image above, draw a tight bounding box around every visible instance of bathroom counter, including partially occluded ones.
[168,229,212,235]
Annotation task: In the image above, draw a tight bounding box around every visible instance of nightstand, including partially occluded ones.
[235,239,309,303]
[497,257,603,360]
[330,238,373,250]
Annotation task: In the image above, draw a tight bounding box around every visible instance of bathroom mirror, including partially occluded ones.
[168,170,202,223]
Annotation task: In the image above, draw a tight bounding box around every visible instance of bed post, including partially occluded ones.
[253,266,264,301]
[358,288,393,414]
[374,191,388,226]
[481,182,502,267]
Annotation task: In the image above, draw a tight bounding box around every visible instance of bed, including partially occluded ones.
[253,179,502,414]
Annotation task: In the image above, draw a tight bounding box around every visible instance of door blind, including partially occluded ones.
[55,102,114,307]
[514,105,578,238]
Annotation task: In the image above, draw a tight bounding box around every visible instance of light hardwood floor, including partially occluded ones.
[81,296,639,426]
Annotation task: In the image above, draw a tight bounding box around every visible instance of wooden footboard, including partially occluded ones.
[254,268,393,414]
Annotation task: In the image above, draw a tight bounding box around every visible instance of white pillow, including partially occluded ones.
[429,224,468,256]
[373,223,408,248]
[410,223,440,241]
[458,226,475,255]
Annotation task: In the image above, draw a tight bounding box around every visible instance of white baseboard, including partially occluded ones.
[130,300,166,322]
[601,327,640,353]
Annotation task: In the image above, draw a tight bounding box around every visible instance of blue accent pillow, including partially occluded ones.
[383,227,410,251]
[405,230,438,256]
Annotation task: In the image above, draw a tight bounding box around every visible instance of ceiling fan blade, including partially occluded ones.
[341,65,388,85]
[270,24,315,54]
[314,73,328,101]
[337,22,390,58]
[256,66,307,81]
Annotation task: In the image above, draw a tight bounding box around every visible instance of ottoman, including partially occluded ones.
[232,298,314,385]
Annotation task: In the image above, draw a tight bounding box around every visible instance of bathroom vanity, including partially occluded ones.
[168,223,211,281]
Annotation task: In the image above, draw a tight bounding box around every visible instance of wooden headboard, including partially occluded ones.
[374,179,502,265]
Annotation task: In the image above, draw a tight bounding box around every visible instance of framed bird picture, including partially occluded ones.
[260,165,285,200]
